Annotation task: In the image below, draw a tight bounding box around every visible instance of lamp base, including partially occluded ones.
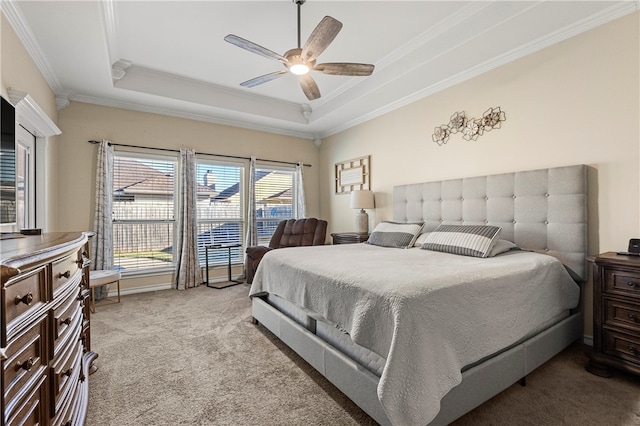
[355,209,369,234]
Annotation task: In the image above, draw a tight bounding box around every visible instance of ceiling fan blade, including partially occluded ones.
[301,16,343,63]
[224,34,287,63]
[299,74,321,101]
[240,71,288,88]
[315,63,375,76]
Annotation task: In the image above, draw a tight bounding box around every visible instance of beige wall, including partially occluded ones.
[3,8,639,338]
[56,102,319,292]
[319,12,640,338]
[1,13,60,230]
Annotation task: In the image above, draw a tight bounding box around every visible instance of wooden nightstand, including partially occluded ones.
[331,232,369,245]
[586,252,640,377]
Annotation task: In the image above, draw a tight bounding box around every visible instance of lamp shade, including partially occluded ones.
[350,190,374,210]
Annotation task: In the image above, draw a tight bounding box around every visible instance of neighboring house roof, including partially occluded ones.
[113,157,217,197]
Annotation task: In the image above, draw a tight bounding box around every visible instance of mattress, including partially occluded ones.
[250,243,581,425]
[265,293,570,378]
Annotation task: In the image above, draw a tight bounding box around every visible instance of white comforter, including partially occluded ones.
[249,244,580,426]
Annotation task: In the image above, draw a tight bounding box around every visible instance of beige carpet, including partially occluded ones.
[87,284,640,425]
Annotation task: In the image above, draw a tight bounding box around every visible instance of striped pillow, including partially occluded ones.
[366,221,424,249]
[421,224,502,258]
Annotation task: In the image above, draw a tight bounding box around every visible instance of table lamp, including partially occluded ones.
[350,190,375,234]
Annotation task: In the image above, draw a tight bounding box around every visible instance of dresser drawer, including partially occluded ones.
[605,268,640,299]
[604,298,640,333]
[52,253,81,297]
[51,369,80,426]
[51,286,83,359]
[2,313,47,421]
[4,373,46,426]
[603,329,640,366]
[2,266,47,345]
[51,339,83,417]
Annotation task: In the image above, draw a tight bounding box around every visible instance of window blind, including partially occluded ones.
[112,153,177,273]
[254,166,295,246]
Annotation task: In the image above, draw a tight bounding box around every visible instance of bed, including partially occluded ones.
[249,164,588,426]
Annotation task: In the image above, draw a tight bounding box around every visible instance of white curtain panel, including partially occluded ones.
[175,148,202,290]
[295,162,307,218]
[91,140,114,271]
[244,156,257,255]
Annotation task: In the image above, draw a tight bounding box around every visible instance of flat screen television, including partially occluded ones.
[1,96,17,225]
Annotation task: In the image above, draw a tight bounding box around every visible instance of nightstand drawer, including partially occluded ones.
[605,268,640,299]
[331,232,369,245]
[604,298,640,332]
[603,329,640,366]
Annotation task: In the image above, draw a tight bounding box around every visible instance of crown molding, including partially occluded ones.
[8,89,62,137]
[2,1,63,94]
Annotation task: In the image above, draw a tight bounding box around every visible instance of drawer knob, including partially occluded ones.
[629,345,638,355]
[61,317,72,326]
[627,281,638,288]
[14,293,34,306]
[16,357,35,371]
[59,270,71,279]
[629,313,640,323]
[63,367,73,377]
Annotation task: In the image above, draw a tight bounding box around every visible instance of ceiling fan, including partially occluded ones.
[224,0,374,101]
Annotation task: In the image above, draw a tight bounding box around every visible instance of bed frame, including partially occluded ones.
[252,164,588,425]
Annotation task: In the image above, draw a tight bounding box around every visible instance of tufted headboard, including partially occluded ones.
[393,165,588,281]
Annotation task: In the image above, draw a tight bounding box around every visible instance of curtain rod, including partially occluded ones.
[87,140,311,167]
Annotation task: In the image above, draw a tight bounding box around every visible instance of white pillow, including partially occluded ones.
[487,239,518,257]
[366,221,424,249]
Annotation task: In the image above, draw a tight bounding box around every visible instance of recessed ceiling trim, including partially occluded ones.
[99,0,119,67]
[2,0,63,93]
[317,0,640,140]
[114,64,310,124]
[68,94,316,141]
[311,2,492,110]
[374,1,492,73]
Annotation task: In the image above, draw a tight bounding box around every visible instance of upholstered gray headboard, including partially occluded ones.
[393,165,588,281]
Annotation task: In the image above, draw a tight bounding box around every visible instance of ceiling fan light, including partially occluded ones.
[290,63,310,75]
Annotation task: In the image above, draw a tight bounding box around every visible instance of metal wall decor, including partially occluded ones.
[432,107,506,146]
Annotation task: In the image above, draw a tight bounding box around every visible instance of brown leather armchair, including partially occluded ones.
[245,218,328,284]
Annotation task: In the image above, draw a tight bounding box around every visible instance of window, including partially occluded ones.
[195,160,244,265]
[112,153,177,274]
[16,126,36,229]
[254,165,296,245]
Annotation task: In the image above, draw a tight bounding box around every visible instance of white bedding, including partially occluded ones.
[249,244,581,426]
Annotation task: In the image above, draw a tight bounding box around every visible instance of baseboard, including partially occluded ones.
[582,335,593,346]
[107,282,172,297]
[104,274,245,297]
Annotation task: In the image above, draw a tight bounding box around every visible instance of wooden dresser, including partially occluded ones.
[587,252,640,378]
[1,232,97,426]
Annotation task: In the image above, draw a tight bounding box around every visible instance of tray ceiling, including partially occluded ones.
[3,1,638,140]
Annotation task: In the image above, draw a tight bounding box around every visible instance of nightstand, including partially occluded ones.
[331,232,369,245]
[586,252,640,377]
